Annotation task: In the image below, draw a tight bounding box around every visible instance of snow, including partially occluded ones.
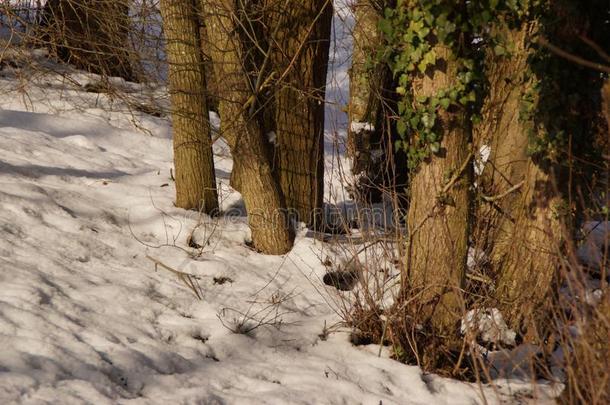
[577,221,610,270]
[266,131,277,145]
[0,73,504,405]
[467,247,487,271]
[474,144,491,178]
[461,309,516,347]
[350,122,375,133]
[0,1,561,403]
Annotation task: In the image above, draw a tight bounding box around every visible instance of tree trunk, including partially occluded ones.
[493,162,564,330]
[474,19,565,332]
[404,44,471,363]
[39,0,135,81]
[347,0,407,206]
[265,0,333,227]
[202,0,294,255]
[196,15,219,113]
[160,0,218,214]
[348,0,383,180]
[473,22,533,256]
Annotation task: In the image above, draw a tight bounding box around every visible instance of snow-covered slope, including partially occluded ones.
[0,71,505,405]
[0,1,557,403]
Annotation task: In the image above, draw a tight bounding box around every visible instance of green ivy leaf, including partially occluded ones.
[378,19,393,36]
[421,113,435,129]
[417,61,428,73]
[439,98,451,109]
[494,44,506,56]
[409,115,421,128]
[397,120,407,136]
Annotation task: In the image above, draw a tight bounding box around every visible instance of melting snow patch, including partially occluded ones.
[267,131,277,144]
[474,144,491,177]
[350,121,375,133]
[461,308,516,347]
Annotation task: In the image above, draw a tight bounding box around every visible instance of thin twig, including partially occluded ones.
[537,36,610,74]
[578,35,610,64]
[146,255,204,300]
[481,180,524,203]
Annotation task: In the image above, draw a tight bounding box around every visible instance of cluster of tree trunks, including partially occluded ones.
[38,2,609,389]
[349,0,609,375]
[36,1,331,253]
[199,0,294,255]
[194,0,331,253]
[159,0,333,253]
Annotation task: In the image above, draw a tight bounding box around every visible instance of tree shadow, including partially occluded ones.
[0,109,115,139]
[0,160,126,179]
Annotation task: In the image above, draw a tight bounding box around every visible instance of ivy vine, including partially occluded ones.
[378,1,478,169]
[377,0,558,170]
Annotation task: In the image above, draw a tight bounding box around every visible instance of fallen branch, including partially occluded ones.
[146,255,203,300]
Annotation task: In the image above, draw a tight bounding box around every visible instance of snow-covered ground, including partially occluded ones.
[0,2,568,404]
[0,75,500,405]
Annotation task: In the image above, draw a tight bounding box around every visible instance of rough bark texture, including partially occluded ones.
[202,0,294,255]
[493,162,564,330]
[160,0,218,214]
[348,1,405,205]
[266,0,333,227]
[473,22,533,254]
[474,21,564,331]
[405,45,470,351]
[348,0,384,176]
[39,0,135,81]
[197,16,220,113]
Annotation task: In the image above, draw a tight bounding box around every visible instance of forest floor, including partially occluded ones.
[0,2,568,404]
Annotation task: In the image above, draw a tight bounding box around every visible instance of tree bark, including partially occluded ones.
[202,0,294,255]
[404,44,471,361]
[348,0,384,179]
[347,0,407,206]
[196,15,220,113]
[265,0,333,227]
[474,20,565,332]
[493,162,564,330]
[160,0,219,214]
[473,22,533,255]
[39,0,135,81]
